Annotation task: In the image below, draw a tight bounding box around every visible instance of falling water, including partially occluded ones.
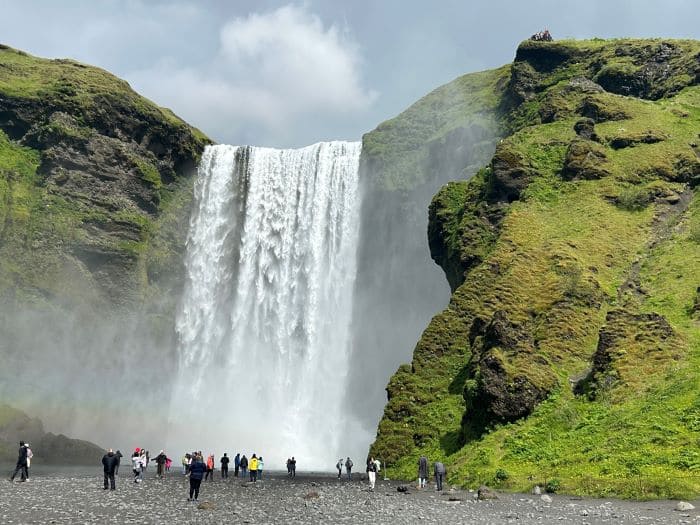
[170,142,361,469]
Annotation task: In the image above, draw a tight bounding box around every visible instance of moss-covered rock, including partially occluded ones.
[371,38,700,499]
[0,44,210,309]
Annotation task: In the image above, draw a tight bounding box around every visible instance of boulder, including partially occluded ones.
[487,143,537,202]
[675,501,695,511]
[609,130,666,149]
[477,485,498,500]
[573,118,598,141]
[541,494,553,503]
[562,139,610,180]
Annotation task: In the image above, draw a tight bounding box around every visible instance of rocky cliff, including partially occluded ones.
[370,39,700,499]
[0,45,209,444]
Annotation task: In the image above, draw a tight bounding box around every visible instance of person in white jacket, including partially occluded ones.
[25,444,33,480]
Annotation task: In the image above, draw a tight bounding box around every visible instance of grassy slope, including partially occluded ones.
[361,65,510,191]
[371,39,700,498]
[0,45,207,307]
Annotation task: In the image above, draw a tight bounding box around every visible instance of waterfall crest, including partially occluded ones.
[171,142,361,468]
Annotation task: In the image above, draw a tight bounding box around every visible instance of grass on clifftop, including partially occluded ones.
[0,44,207,143]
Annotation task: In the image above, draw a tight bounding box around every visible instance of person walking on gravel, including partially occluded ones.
[336,458,343,478]
[114,450,123,476]
[418,456,429,488]
[9,441,28,482]
[345,457,353,480]
[290,457,296,478]
[102,449,119,490]
[234,453,240,477]
[155,450,167,479]
[188,454,206,502]
[366,456,378,490]
[433,460,446,492]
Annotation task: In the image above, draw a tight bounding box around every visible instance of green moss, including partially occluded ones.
[373,38,700,499]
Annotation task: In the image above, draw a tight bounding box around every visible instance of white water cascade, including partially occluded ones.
[169,142,362,469]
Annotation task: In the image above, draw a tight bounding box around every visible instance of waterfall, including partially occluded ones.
[170,141,361,469]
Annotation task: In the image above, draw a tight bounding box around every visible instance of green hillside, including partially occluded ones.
[0,44,209,310]
[370,38,700,499]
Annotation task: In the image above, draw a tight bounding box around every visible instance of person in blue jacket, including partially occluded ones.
[188,454,207,502]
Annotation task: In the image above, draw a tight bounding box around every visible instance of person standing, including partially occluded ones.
[24,443,33,480]
[286,458,291,477]
[257,456,264,480]
[345,457,353,480]
[433,461,446,492]
[234,453,240,477]
[114,450,123,476]
[139,449,147,481]
[366,456,378,490]
[290,457,296,478]
[336,458,343,479]
[240,454,248,479]
[220,453,230,479]
[418,456,429,488]
[188,454,206,502]
[205,454,215,481]
[9,441,28,482]
[132,450,141,483]
[249,454,258,482]
[102,449,119,490]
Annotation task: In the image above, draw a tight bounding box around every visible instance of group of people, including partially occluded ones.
[418,455,447,491]
[285,457,296,477]
[336,457,354,480]
[8,441,33,483]
[530,28,553,41]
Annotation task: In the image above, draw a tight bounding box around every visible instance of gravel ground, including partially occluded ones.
[1,469,699,524]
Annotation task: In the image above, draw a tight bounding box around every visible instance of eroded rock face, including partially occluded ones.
[0,54,209,308]
[464,311,552,427]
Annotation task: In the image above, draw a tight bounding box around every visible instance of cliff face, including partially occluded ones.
[0,44,209,309]
[0,45,209,443]
[371,39,700,499]
[347,67,509,432]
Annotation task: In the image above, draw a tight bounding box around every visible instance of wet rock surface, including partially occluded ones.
[1,470,698,524]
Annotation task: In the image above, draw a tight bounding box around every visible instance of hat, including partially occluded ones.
[135,447,141,453]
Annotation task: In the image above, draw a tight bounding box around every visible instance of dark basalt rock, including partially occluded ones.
[594,42,699,100]
[573,118,598,141]
[609,129,667,149]
[487,143,537,202]
[477,485,499,500]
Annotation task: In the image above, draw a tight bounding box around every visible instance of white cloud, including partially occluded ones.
[127,4,377,146]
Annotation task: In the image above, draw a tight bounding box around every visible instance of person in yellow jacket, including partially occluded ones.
[249,454,258,482]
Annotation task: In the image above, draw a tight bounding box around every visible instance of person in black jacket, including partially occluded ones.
[154,450,167,479]
[188,454,207,502]
[102,449,119,490]
[114,450,123,476]
[220,453,230,479]
[9,441,28,482]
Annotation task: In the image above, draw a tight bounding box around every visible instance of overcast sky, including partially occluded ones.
[1,1,698,147]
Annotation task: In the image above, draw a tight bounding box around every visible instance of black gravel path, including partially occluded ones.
[1,469,699,524]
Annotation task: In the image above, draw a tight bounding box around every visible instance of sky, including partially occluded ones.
[1,0,698,147]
